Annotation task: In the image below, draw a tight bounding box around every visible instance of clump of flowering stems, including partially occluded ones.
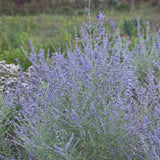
[1,13,160,160]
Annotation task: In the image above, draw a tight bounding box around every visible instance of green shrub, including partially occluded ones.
[76,9,88,15]
[116,2,131,11]
[123,18,146,36]
[0,94,30,159]
[108,0,118,8]
[56,7,74,15]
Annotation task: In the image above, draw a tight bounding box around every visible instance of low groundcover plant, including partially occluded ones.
[0,12,160,160]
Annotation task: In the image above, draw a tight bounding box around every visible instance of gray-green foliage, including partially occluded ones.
[0,94,13,158]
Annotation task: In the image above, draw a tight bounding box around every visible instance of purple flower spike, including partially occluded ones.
[112,22,115,28]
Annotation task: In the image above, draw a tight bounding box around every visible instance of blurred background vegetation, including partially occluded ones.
[0,0,160,15]
[0,0,160,70]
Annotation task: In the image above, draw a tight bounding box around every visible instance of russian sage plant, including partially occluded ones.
[1,13,160,160]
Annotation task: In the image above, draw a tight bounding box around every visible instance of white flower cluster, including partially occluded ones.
[0,60,32,93]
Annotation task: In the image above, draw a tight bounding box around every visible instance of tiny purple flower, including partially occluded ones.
[96,12,104,21]
[96,15,100,20]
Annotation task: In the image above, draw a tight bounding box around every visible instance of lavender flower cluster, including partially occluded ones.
[0,13,160,160]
